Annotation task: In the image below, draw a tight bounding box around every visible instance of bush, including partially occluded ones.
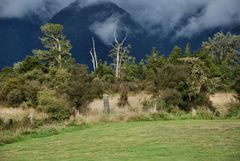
[37,90,72,121]
[14,56,41,74]
[7,89,25,107]
[23,82,39,107]
[90,78,104,99]
[233,77,240,101]
[226,103,240,119]
[161,89,182,107]
[60,65,96,113]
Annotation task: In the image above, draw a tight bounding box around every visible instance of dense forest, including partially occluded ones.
[0,23,240,124]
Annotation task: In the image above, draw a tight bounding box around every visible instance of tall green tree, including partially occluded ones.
[145,48,167,96]
[33,23,73,68]
[60,65,94,114]
[168,46,182,63]
[184,43,191,57]
[202,32,240,65]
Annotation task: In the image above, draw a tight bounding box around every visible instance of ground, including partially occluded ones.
[0,120,239,161]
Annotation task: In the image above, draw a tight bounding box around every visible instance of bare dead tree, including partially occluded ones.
[90,37,98,71]
[110,32,129,78]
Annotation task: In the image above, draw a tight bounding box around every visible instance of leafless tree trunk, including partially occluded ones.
[111,33,128,78]
[90,37,98,71]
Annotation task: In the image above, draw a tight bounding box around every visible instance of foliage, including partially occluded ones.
[94,62,115,83]
[14,56,41,74]
[184,43,191,57]
[178,60,213,111]
[117,82,129,107]
[60,65,98,112]
[161,89,182,108]
[37,89,72,121]
[122,59,146,81]
[145,48,167,96]
[202,32,240,65]
[6,89,25,107]
[33,23,73,68]
[233,76,240,101]
[168,45,182,63]
[226,103,240,119]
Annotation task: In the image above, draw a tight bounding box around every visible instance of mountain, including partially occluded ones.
[50,0,153,65]
[0,18,40,69]
[0,0,240,69]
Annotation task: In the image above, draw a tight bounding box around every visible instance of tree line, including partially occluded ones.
[0,23,239,120]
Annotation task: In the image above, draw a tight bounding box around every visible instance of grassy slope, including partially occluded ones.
[0,120,240,161]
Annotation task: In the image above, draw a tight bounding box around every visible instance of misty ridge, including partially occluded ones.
[1,0,240,38]
[0,0,240,68]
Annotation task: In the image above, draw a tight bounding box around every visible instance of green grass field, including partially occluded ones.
[0,120,240,161]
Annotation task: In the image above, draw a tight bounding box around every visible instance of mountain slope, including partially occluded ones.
[0,0,240,69]
[0,18,40,68]
[50,0,152,65]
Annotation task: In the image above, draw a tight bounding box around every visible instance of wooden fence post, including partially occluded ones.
[103,94,110,113]
[28,113,34,125]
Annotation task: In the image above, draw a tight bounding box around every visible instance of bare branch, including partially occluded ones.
[90,49,96,71]
[120,34,128,46]
[114,31,119,44]
[92,37,98,68]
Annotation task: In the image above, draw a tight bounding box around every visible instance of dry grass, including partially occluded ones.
[0,106,48,122]
[81,92,238,123]
[88,92,151,113]
[75,92,153,124]
[210,92,238,115]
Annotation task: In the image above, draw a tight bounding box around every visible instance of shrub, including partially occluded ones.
[7,89,25,107]
[161,89,182,107]
[226,103,240,119]
[60,65,96,113]
[37,89,72,121]
[90,78,104,99]
[233,76,240,101]
[118,82,129,107]
[23,82,39,107]
[14,56,41,74]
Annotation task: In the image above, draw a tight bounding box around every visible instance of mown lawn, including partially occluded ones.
[0,120,240,161]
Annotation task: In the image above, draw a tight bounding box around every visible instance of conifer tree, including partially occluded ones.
[168,45,182,63]
[185,43,191,57]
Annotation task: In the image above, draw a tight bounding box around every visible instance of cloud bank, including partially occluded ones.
[90,15,120,44]
[0,0,240,38]
[0,0,75,20]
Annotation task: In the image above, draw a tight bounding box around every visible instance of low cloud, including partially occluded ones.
[0,0,75,20]
[90,15,119,44]
[0,0,240,38]
[176,0,240,38]
[114,0,240,38]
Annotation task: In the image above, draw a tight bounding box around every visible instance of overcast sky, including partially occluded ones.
[0,0,240,38]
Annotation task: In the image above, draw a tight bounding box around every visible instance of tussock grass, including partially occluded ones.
[0,106,48,121]
[210,92,238,116]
